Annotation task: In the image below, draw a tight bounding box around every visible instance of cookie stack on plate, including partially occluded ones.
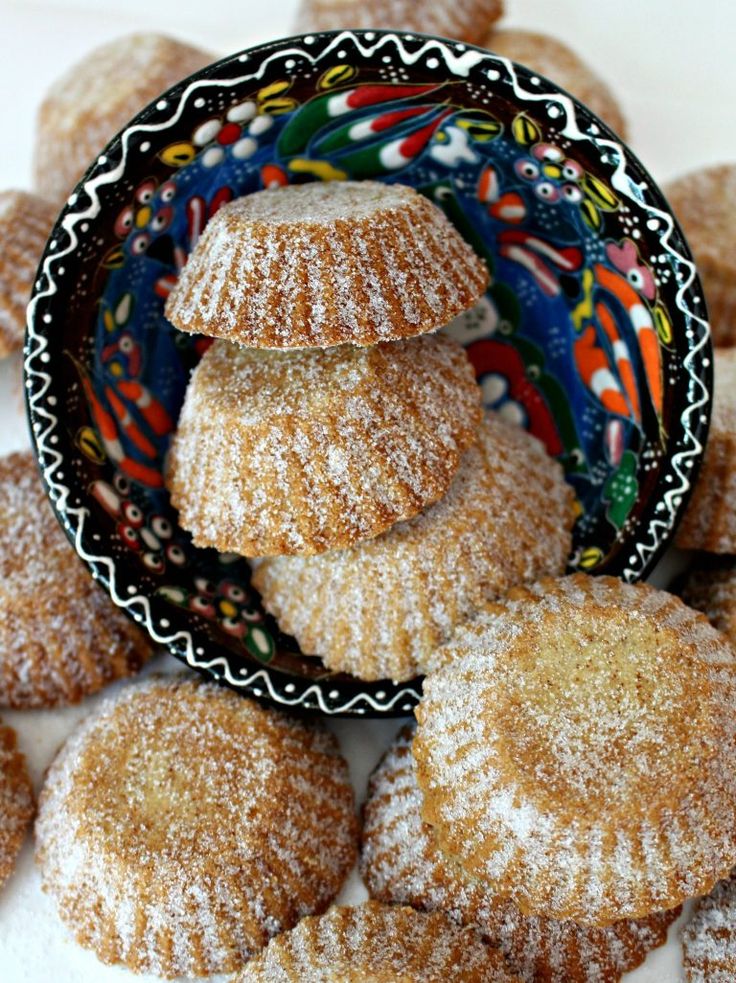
[165,179,576,682]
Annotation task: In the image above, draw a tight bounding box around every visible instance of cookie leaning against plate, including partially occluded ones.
[413,574,736,927]
[0,450,151,708]
[167,334,482,556]
[251,412,574,681]
[681,870,736,983]
[33,33,213,205]
[234,901,518,982]
[35,676,358,977]
[682,560,736,648]
[164,182,489,348]
[0,719,34,891]
[676,348,736,552]
[362,724,679,983]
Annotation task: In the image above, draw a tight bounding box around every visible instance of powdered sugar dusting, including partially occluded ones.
[0,719,34,888]
[682,869,736,982]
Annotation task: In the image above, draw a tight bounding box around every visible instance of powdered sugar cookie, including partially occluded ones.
[414,574,736,926]
[251,413,574,681]
[682,561,736,648]
[0,719,34,891]
[35,676,357,977]
[234,901,518,982]
[682,870,736,982]
[0,451,151,708]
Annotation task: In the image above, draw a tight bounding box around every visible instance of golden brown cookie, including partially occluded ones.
[676,348,736,552]
[0,450,151,707]
[483,29,627,138]
[251,413,574,681]
[681,870,736,982]
[0,190,56,357]
[35,676,358,977]
[295,0,504,46]
[167,334,482,557]
[0,719,34,891]
[665,164,736,347]
[413,574,736,927]
[234,901,518,982]
[362,724,679,983]
[33,33,213,205]
[682,560,736,648]
[166,181,489,349]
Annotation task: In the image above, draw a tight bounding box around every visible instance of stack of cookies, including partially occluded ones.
[164,178,576,682]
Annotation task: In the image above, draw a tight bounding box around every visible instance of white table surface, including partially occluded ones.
[0,1,733,980]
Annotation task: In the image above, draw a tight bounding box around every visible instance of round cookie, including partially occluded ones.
[682,561,736,648]
[362,724,679,983]
[0,719,34,891]
[413,574,736,927]
[664,164,736,347]
[251,413,574,682]
[35,676,358,977]
[681,870,736,983]
[234,901,517,982]
[676,348,736,552]
[0,450,151,707]
[0,190,56,358]
[167,334,482,557]
[483,29,627,138]
[294,0,504,46]
[165,181,489,349]
[33,33,213,205]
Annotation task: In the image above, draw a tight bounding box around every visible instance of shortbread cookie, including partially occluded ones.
[0,451,151,707]
[362,724,679,983]
[413,574,736,926]
[676,348,736,552]
[235,901,517,982]
[35,676,357,977]
[483,29,627,137]
[682,870,736,982]
[165,181,489,348]
[665,164,736,346]
[682,561,736,648]
[295,0,504,46]
[0,720,34,890]
[33,33,213,204]
[0,190,56,357]
[251,413,574,681]
[167,334,482,556]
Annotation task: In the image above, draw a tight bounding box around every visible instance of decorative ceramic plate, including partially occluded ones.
[26,30,711,716]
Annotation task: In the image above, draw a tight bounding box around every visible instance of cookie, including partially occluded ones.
[0,719,34,891]
[682,560,736,648]
[676,348,736,552]
[362,724,679,983]
[35,676,358,977]
[167,334,482,556]
[664,164,736,347]
[413,574,736,926]
[483,29,627,137]
[0,190,56,357]
[682,870,736,983]
[0,450,151,707]
[234,901,517,982]
[294,0,504,46]
[164,181,489,348]
[251,413,574,681]
[33,33,213,205]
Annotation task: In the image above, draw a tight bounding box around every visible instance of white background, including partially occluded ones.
[0,1,733,980]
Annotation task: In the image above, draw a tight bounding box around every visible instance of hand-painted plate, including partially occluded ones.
[26,30,711,716]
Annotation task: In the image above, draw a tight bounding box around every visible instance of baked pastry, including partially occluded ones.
[664,164,736,347]
[483,29,627,138]
[35,676,357,977]
[676,348,736,552]
[167,334,482,557]
[0,450,151,707]
[681,870,736,983]
[0,719,34,891]
[234,901,517,982]
[362,724,679,983]
[294,0,504,46]
[0,190,56,357]
[413,574,736,927]
[33,33,213,205]
[164,181,489,348]
[251,413,574,681]
[682,560,736,648]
